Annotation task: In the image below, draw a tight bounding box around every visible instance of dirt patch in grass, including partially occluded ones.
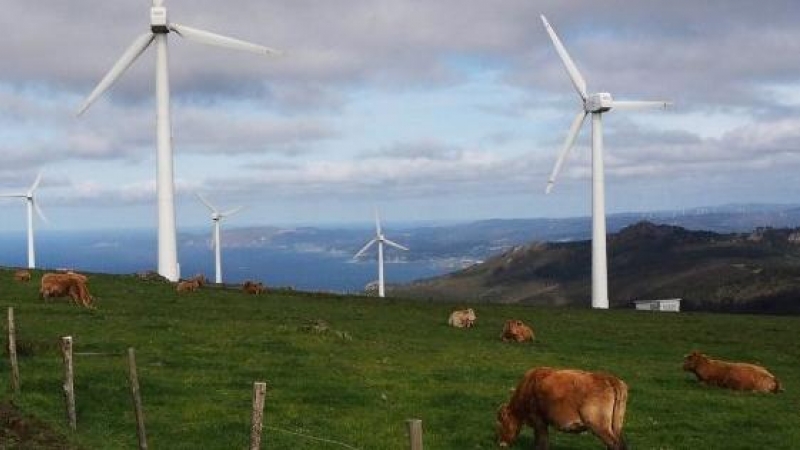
[0,401,77,449]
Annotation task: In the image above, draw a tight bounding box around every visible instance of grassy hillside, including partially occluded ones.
[0,267,799,449]
[395,222,800,313]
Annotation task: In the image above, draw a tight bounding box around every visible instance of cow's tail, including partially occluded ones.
[610,378,629,450]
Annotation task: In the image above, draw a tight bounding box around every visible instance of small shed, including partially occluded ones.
[633,298,681,312]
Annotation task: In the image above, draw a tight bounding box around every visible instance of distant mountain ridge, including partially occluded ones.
[182,203,800,267]
[392,222,800,314]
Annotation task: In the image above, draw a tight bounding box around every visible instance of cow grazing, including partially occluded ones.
[683,351,782,393]
[497,367,628,450]
[448,308,476,328]
[13,270,31,282]
[501,319,535,343]
[39,273,95,309]
[62,270,88,282]
[243,280,267,295]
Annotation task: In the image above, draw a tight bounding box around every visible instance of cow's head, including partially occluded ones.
[683,350,705,371]
[195,274,207,286]
[496,403,521,447]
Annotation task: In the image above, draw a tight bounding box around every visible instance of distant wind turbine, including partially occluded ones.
[197,193,243,284]
[541,15,671,309]
[353,211,409,298]
[77,0,281,282]
[0,172,48,269]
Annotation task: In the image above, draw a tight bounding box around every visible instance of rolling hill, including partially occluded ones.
[393,222,800,314]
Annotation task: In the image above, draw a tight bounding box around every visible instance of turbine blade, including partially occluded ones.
[196,193,217,213]
[374,209,382,236]
[612,100,672,111]
[33,200,49,224]
[76,32,155,116]
[28,172,43,194]
[540,15,587,100]
[546,111,587,194]
[0,193,26,198]
[220,206,244,217]
[383,238,409,251]
[354,239,377,259]
[153,0,164,6]
[169,23,282,56]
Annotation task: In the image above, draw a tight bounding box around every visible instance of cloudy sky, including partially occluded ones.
[1,0,800,231]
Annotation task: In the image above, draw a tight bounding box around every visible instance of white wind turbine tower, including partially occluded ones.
[540,15,671,309]
[197,193,243,285]
[354,211,409,298]
[0,173,48,269]
[77,0,281,282]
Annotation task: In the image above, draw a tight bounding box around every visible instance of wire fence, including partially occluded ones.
[4,306,425,450]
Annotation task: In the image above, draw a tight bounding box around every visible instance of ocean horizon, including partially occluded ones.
[0,229,449,293]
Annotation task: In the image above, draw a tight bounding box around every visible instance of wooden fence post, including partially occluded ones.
[7,307,20,393]
[250,382,267,450]
[61,336,76,430]
[128,348,148,450]
[406,419,423,450]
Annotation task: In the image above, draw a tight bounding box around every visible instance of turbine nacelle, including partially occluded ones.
[584,93,613,113]
[150,6,169,33]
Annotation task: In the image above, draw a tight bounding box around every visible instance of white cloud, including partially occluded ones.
[2,0,800,228]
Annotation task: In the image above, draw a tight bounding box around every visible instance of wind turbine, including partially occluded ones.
[197,193,243,285]
[77,0,281,282]
[540,15,670,309]
[353,211,409,298]
[0,173,48,269]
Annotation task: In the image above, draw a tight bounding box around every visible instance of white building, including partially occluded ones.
[633,298,682,312]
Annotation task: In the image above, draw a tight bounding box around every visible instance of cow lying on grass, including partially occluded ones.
[497,367,628,450]
[39,273,94,309]
[13,270,31,282]
[501,319,535,342]
[683,351,782,393]
[448,308,476,328]
[176,274,206,293]
[242,280,267,295]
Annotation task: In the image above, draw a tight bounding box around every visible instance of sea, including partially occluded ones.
[0,229,449,293]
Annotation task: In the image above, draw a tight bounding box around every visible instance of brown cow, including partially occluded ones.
[243,280,267,295]
[62,270,88,282]
[683,351,782,393]
[176,274,206,293]
[448,308,476,328]
[501,319,535,342]
[13,270,31,282]
[497,367,628,450]
[40,273,94,309]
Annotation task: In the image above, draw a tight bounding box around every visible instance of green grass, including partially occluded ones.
[1,268,799,449]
